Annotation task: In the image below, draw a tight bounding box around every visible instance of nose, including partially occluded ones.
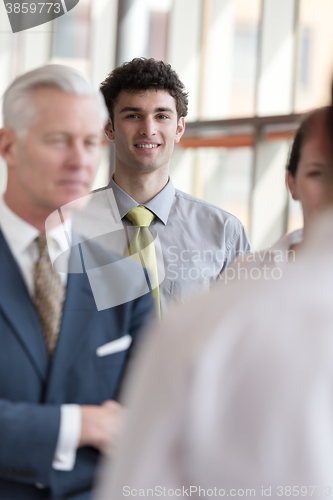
[67,141,89,169]
[139,116,157,137]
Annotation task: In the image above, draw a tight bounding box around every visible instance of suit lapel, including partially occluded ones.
[47,246,98,392]
[0,232,48,382]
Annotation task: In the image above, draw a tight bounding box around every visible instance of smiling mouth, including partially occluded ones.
[135,144,160,149]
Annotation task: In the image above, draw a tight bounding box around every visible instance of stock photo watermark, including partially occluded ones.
[47,189,297,311]
[165,246,296,282]
[122,485,333,498]
[3,0,80,33]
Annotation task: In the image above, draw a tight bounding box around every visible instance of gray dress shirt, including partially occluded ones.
[73,178,251,314]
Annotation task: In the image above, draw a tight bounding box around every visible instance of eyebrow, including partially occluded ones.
[43,131,101,139]
[303,162,327,171]
[305,161,326,167]
[119,106,175,114]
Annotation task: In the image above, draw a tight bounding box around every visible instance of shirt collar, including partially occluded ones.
[0,196,71,256]
[46,217,72,256]
[107,176,176,225]
[0,196,39,255]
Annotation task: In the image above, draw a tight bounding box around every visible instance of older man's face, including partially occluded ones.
[6,87,102,217]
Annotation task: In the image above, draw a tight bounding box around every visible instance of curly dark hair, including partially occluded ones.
[100,58,189,125]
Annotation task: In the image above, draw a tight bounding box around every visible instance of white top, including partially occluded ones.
[269,227,303,252]
[0,197,81,471]
[96,211,333,500]
[222,228,303,284]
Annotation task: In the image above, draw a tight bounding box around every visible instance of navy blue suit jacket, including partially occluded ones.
[0,230,154,500]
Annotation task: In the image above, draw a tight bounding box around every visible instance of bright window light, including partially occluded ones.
[146,0,172,13]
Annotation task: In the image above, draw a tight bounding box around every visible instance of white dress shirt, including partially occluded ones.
[96,210,333,500]
[0,196,81,471]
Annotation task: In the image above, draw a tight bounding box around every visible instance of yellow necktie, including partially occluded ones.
[33,234,66,356]
[126,207,160,318]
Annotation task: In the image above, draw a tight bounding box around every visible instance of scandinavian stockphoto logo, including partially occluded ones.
[4,0,80,33]
[45,189,165,311]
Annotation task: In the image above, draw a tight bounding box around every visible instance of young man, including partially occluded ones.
[0,65,153,500]
[98,58,251,314]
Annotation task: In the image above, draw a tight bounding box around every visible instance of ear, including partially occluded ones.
[287,171,298,200]
[174,117,185,144]
[0,128,17,167]
[104,118,114,141]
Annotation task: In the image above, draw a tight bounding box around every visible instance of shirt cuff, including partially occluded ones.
[52,405,82,471]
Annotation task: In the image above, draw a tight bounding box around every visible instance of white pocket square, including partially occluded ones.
[96,334,132,357]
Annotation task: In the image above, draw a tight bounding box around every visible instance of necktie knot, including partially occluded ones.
[126,206,155,227]
[125,206,160,319]
[36,234,48,255]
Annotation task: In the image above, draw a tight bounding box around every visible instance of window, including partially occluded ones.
[298,27,311,91]
[294,0,333,112]
[147,0,172,61]
[52,0,92,74]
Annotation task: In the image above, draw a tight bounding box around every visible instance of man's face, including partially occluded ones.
[106,89,185,177]
[3,87,103,217]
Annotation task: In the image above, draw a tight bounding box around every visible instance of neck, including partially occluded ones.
[113,168,169,204]
[4,191,57,233]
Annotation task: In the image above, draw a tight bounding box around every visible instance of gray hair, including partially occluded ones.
[2,64,109,135]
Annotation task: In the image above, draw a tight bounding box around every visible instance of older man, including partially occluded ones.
[0,65,153,500]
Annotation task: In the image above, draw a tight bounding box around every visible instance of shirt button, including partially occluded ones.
[36,483,47,489]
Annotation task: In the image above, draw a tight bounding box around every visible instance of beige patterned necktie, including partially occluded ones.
[126,207,161,318]
[33,234,65,356]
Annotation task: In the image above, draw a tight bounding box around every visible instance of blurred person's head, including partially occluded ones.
[3,64,108,137]
[0,64,108,231]
[100,58,188,126]
[287,107,333,228]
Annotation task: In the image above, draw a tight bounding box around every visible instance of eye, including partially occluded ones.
[157,114,169,120]
[49,137,67,146]
[85,140,99,148]
[125,114,140,119]
[308,170,323,177]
